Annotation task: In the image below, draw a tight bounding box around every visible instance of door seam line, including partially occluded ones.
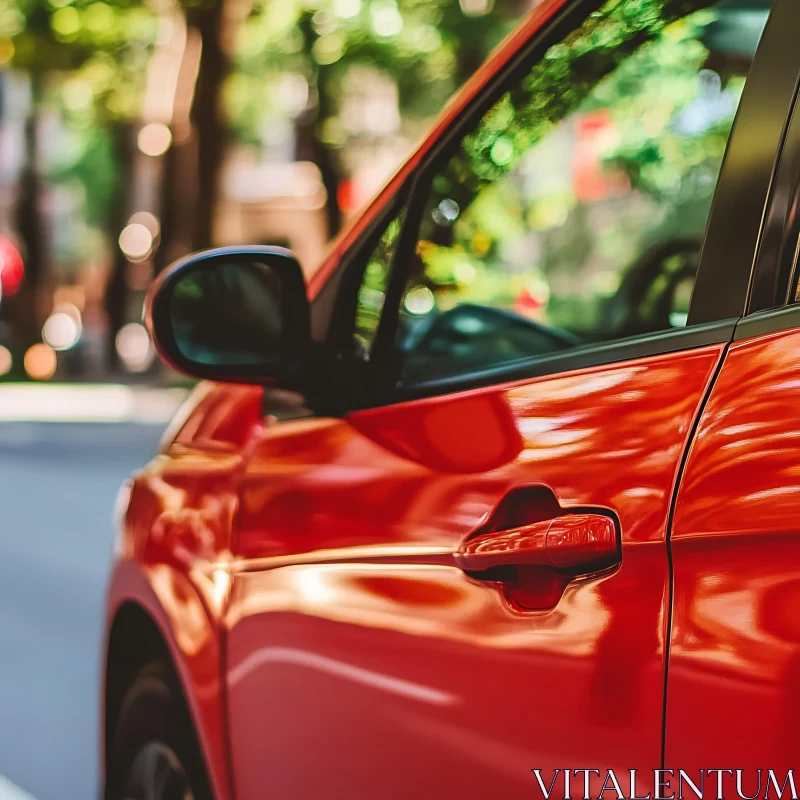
[660,340,731,770]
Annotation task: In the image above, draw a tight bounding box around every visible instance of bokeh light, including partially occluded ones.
[137,122,173,157]
[0,346,12,377]
[371,0,403,37]
[119,223,154,261]
[404,285,435,315]
[333,0,361,18]
[0,235,24,297]
[116,322,154,372]
[460,0,494,15]
[42,308,82,351]
[24,344,57,381]
[128,210,160,238]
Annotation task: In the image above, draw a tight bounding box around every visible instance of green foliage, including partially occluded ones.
[5,0,155,76]
[437,0,718,210]
[3,0,157,260]
[227,0,522,151]
[49,123,117,226]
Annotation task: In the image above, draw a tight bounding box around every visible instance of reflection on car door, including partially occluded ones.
[665,313,800,781]
[225,345,720,799]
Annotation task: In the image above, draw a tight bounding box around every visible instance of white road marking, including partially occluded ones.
[0,776,36,800]
[228,646,457,706]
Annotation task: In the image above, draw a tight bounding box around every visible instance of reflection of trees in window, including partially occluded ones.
[408,0,767,354]
[355,209,407,351]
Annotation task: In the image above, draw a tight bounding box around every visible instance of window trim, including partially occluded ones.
[325,187,410,360]
[687,0,797,325]
[734,304,800,341]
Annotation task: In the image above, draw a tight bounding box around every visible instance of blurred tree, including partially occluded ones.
[57,11,157,369]
[1,0,155,354]
[229,0,532,238]
[185,0,244,251]
[154,0,249,273]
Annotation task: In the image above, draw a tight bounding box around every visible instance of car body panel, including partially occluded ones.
[104,383,267,798]
[666,325,800,775]
[225,345,722,799]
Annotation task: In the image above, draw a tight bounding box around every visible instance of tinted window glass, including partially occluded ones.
[354,208,406,353]
[398,0,769,383]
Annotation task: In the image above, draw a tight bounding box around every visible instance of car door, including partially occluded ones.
[665,4,800,783]
[224,0,786,796]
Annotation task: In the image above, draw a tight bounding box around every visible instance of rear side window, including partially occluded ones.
[396,0,770,384]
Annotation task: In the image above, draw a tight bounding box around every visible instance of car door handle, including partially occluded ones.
[455,513,619,575]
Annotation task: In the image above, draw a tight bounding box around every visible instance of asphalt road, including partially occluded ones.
[0,422,166,800]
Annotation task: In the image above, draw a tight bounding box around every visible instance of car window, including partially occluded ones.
[395,0,770,384]
[354,207,406,354]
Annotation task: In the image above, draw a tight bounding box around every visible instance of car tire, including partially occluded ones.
[105,659,213,800]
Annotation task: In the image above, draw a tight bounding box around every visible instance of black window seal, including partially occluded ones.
[746,93,800,315]
[700,0,800,322]
[733,304,800,341]
[745,0,800,318]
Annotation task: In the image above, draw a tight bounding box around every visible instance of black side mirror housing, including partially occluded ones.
[144,246,311,386]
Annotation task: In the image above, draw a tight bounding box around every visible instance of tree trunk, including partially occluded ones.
[295,111,340,240]
[6,72,45,348]
[188,4,229,252]
[153,132,199,275]
[103,121,135,372]
[296,14,341,240]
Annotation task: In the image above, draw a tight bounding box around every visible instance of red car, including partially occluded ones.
[103,0,800,796]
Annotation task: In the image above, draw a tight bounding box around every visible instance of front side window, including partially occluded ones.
[354,208,406,355]
[396,0,770,384]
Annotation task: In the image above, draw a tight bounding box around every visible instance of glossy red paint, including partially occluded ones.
[666,327,800,774]
[224,345,722,799]
[104,382,266,799]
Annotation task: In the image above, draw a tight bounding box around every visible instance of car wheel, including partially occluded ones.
[105,660,212,800]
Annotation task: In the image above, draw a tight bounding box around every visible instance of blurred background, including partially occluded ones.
[0,0,535,387]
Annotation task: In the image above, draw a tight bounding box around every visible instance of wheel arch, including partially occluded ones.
[103,559,232,800]
[104,601,170,770]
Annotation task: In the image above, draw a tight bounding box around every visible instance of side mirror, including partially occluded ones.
[144,246,310,384]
